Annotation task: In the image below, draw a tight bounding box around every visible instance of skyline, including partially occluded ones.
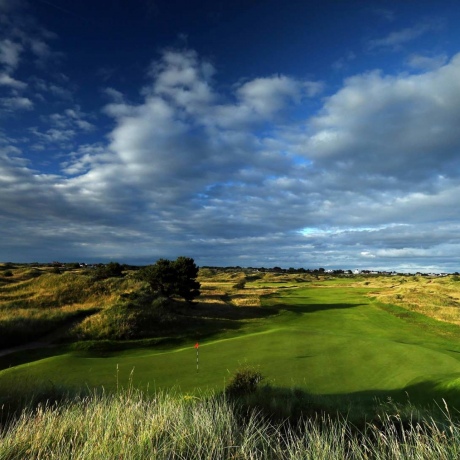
[1,0,460,272]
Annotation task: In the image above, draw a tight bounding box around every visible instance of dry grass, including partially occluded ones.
[358,275,460,326]
[2,386,460,459]
[198,281,278,307]
[197,270,309,308]
[0,267,144,347]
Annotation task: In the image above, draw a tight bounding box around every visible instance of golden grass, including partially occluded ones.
[357,276,460,326]
[198,279,278,308]
[3,386,460,459]
[0,268,145,346]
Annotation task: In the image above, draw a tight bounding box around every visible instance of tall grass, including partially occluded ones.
[0,270,145,348]
[365,275,460,327]
[2,387,460,459]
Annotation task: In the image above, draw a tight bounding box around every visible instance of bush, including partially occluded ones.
[137,257,200,303]
[226,366,264,396]
[2,270,13,277]
[92,262,124,281]
[233,280,246,289]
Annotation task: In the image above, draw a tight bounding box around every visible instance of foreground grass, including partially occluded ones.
[2,386,460,459]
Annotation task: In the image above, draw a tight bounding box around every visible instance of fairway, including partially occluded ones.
[2,281,460,407]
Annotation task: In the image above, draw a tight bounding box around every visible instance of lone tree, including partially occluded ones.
[138,257,200,303]
[93,262,124,280]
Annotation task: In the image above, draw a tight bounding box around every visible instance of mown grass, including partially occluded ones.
[2,276,460,414]
[3,270,460,420]
[3,270,460,457]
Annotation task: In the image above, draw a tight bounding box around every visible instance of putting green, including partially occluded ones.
[2,283,460,405]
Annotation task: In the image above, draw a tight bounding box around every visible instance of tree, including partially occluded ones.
[172,257,201,302]
[137,259,176,297]
[138,257,201,303]
[233,279,246,290]
[93,262,124,280]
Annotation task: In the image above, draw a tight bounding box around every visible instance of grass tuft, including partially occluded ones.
[2,386,460,459]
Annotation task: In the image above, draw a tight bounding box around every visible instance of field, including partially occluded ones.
[3,265,460,457]
[1,266,460,413]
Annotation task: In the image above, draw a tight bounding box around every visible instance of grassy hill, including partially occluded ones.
[2,266,460,416]
[3,266,460,457]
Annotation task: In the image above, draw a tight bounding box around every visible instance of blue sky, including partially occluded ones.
[2,0,460,272]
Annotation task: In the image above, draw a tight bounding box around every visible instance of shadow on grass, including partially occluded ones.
[0,308,101,351]
[2,366,460,434]
[261,287,369,314]
[0,346,69,371]
[230,380,460,430]
[189,300,278,320]
[266,301,364,314]
[0,301,278,364]
[146,303,277,345]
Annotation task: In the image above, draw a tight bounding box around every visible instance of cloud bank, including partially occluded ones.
[2,38,460,270]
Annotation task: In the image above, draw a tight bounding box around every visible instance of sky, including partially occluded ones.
[1,0,460,272]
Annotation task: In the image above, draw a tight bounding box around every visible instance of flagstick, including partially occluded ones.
[194,342,199,373]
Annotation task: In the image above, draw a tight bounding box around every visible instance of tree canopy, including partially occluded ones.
[138,257,200,303]
[92,262,124,280]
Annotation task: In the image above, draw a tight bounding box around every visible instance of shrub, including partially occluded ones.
[226,366,264,396]
[2,270,13,277]
[233,280,246,289]
[92,262,124,281]
[137,257,200,303]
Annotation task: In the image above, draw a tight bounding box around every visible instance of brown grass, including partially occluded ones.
[357,275,460,326]
[0,267,144,347]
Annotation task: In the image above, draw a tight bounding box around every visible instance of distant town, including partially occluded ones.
[2,261,457,278]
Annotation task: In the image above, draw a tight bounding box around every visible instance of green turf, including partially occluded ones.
[2,281,460,409]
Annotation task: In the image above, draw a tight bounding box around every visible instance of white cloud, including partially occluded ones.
[236,76,302,117]
[368,22,439,50]
[0,39,22,69]
[0,96,33,111]
[0,72,26,89]
[332,51,356,71]
[2,43,460,270]
[30,39,51,58]
[303,53,460,186]
[31,78,73,100]
[103,87,125,103]
[148,49,216,117]
[29,38,63,66]
[406,53,448,71]
[45,51,460,266]
[30,127,75,144]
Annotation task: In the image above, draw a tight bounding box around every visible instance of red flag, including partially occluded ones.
[194,342,199,349]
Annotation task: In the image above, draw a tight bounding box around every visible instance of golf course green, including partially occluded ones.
[2,280,460,409]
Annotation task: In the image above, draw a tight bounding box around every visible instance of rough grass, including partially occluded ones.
[0,268,144,348]
[0,266,281,348]
[2,385,460,459]
[361,275,460,326]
